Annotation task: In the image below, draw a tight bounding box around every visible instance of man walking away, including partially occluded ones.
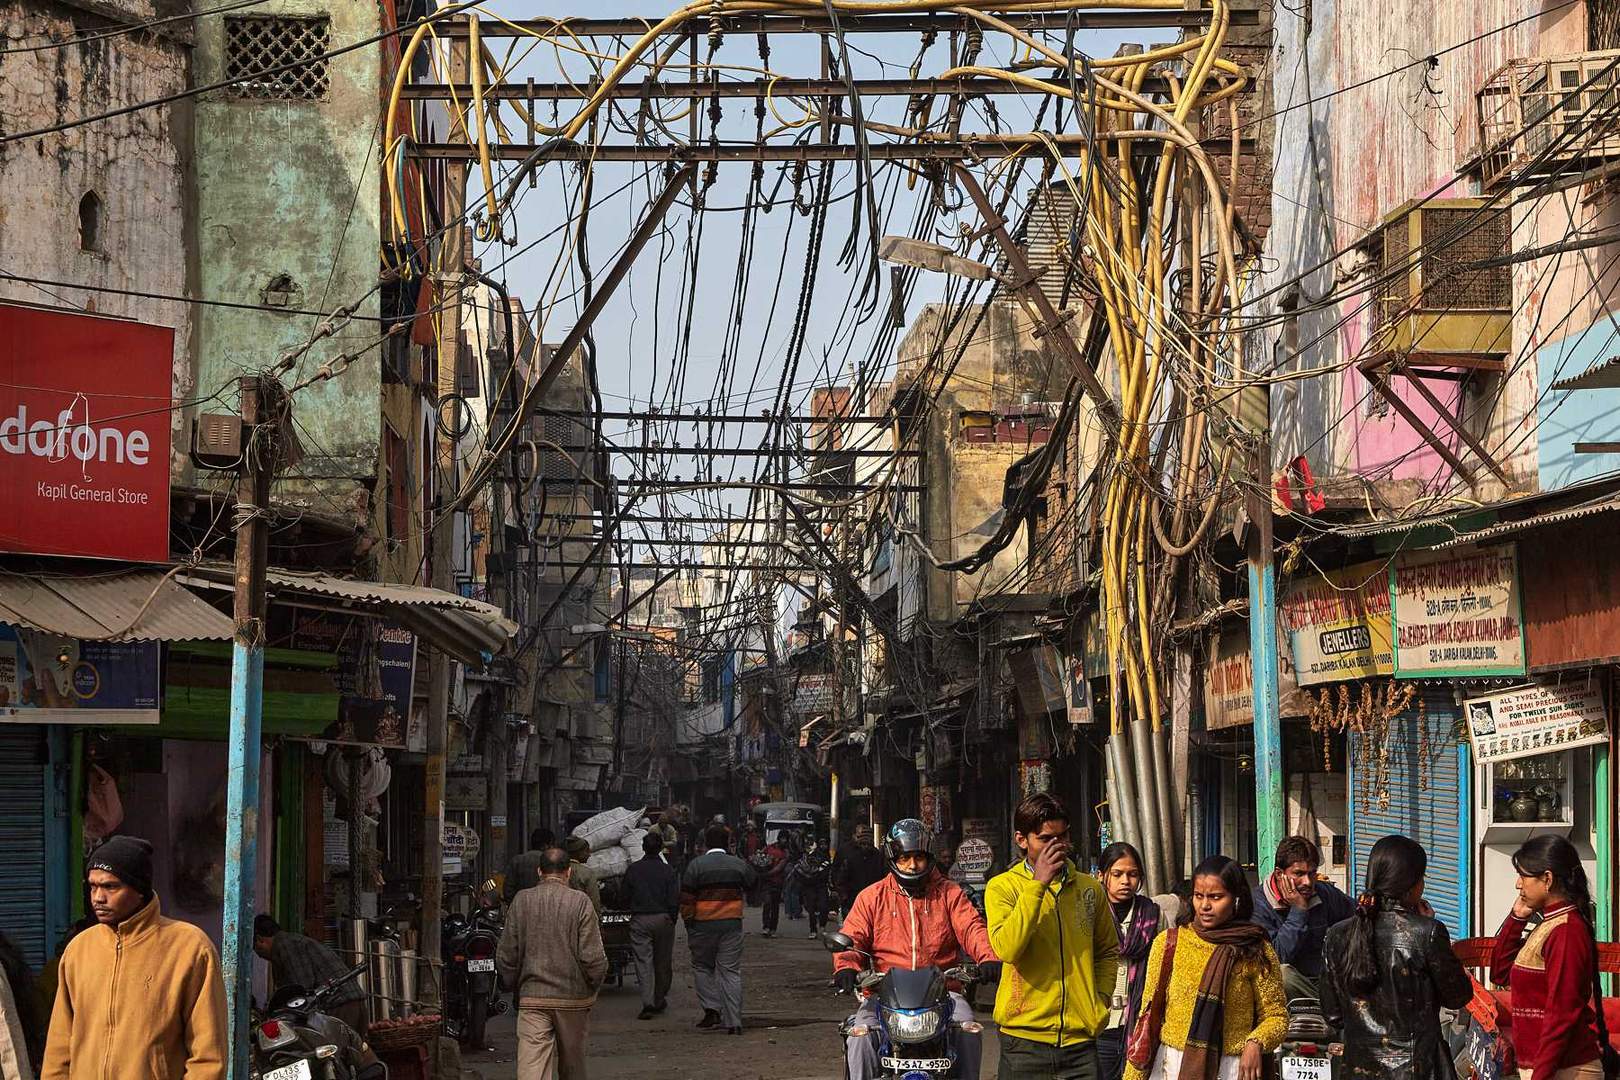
[832,828,886,919]
[681,825,757,1035]
[1251,835,1354,1001]
[759,836,789,938]
[505,828,557,903]
[253,913,369,1037]
[623,833,679,1020]
[43,836,227,1080]
[497,847,607,1080]
[564,836,604,915]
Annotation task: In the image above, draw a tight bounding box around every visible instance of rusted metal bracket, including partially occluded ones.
[1359,356,1515,488]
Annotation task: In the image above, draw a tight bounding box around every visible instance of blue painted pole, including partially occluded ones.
[1247,437,1286,878]
[223,641,264,1080]
[222,376,277,1080]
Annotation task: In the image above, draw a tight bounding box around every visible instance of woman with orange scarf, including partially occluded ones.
[1124,856,1287,1080]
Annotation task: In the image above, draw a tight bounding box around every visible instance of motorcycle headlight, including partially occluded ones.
[886,1007,942,1044]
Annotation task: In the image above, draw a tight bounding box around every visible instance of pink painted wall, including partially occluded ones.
[1259,0,1589,502]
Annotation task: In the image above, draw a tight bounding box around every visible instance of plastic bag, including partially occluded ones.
[571,806,645,852]
[586,846,630,880]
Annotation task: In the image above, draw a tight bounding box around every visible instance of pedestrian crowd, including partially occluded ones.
[0,806,1613,1080]
[824,793,1617,1080]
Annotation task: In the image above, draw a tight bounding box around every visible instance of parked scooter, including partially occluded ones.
[254,961,384,1080]
[1276,993,1343,1080]
[442,879,507,1048]
[824,931,984,1079]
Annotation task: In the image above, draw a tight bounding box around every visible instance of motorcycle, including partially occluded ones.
[1276,993,1343,1080]
[442,880,507,1048]
[824,931,984,1079]
[254,961,385,1080]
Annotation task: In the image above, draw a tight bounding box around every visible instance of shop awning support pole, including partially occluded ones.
[1246,431,1285,878]
[223,375,285,1080]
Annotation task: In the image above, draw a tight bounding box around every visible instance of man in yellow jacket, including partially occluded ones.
[41,836,227,1080]
[986,793,1120,1080]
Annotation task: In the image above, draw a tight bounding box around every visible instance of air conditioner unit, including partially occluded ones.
[1476,50,1620,191]
[1369,198,1511,362]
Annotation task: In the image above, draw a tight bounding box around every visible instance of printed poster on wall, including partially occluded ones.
[0,624,160,724]
[1463,680,1608,763]
[1392,545,1525,678]
[280,606,417,747]
[1280,559,1394,685]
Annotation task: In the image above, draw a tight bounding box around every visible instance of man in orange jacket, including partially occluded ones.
[833,819,1001,1080]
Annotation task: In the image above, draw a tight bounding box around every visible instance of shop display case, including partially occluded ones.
[1482,749,1574,841]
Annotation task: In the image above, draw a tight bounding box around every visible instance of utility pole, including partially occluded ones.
[421,19,472,1005]
[222,375,287,1080]
[1246,430,1285,876]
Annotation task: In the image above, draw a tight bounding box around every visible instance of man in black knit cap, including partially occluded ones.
[42,835,227,1079]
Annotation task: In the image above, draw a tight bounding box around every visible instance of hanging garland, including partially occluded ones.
[1306,679,1420,812]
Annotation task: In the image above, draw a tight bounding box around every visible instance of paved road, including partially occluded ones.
[462,905,1004,1079]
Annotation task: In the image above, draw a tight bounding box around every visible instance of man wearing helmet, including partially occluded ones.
[833,819,1002,1080]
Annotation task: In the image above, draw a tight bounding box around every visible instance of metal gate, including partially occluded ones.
[1347,686,1473,938]
[0,726,47,967]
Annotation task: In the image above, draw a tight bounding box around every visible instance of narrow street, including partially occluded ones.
[463,907,1002,1080]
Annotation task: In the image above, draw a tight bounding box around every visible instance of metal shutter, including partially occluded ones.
[0,727,47,967]
[1347,686,1473,937]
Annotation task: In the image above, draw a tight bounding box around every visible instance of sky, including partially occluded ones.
[463,2,1173,552]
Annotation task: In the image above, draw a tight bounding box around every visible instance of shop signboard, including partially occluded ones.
[1204,628,1306,729]
[0,625,160,723]
[1081,608,1108,680]
[1392,545,1525,678]
[281,607,417,747]
[1280,559,1394,685]
[1463,680,1608,763]
[0,303,174,561]
[955,838,994,879]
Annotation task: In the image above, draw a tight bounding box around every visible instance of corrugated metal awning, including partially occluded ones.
[0,569,234,641]
[182,567,519,666]
[1431,496,1620,549]
[1552,353,1620,391]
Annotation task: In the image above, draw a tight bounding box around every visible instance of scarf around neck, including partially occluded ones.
[1179,920,1270,1080]
[1115,894,1162,1034]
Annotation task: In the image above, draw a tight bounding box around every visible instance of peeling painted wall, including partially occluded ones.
[1253,0,1595,504]
[0,1,193,488]
[192,0,383,517]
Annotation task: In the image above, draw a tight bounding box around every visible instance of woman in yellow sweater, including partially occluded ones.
[1124,856,1287,1080]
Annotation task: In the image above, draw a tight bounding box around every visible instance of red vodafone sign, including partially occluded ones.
[0,303,174,561]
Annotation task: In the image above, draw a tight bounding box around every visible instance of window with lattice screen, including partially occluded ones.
[225,16,331,101]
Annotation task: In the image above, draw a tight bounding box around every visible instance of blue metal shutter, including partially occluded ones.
[0,726,47,967]
[1347,686,1472,938]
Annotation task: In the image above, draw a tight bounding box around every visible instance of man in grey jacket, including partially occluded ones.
[497,848,608,1079]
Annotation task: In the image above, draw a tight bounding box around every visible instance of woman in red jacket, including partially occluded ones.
[1490,835,1610,1080]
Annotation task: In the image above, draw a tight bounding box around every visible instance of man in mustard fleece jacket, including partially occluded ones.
[986,793,1119,1080]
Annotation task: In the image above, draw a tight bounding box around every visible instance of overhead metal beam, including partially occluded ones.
[402,75,1175,102]
[533,480,921,492]
[541,562,823,572]
[539,514,819,525]
[544,444,915,458]
[410,136,1251,164]
[427,9,1257,38]
[541,409,893,423]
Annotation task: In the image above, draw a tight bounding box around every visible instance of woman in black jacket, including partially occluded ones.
[1322,834,1475,1079]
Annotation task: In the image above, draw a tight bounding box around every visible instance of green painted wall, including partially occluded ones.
[193,0,383,508]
